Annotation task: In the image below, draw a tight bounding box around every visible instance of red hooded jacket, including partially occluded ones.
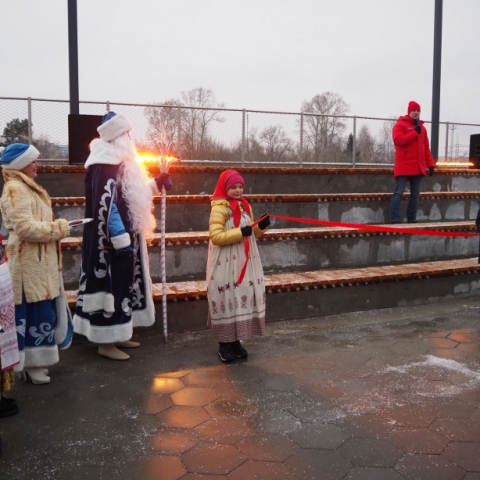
[392,115,435,177]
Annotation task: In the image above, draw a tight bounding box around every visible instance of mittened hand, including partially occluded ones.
[428,166,435,177]
[155,173,173,191]
[415,125,421,134]
[240,225,253,237]
[115,246,135,258]
[258,214,271,230]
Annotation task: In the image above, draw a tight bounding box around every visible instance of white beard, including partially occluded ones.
[113,134,157,235]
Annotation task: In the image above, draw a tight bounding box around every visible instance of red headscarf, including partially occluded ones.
[211,169,251,227]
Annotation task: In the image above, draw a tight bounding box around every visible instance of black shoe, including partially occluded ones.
[0,401,19,418]
[391,221,401,224]
[218,342,236,363]
[0,397,17,408]
[231,340,248,359]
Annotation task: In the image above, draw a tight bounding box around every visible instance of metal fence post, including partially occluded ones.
[299,112,304,167]
[352,116,357,167]
[241,109,246,166]
[106,101,110,112]
[177,107,182,145]
[444,121,449,161]
[27,97,33,144]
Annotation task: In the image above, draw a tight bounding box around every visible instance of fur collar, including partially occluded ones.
[85,139,122,167]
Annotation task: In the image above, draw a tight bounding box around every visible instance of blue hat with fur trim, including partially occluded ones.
[0,143,40,170]
[97,111,132,142]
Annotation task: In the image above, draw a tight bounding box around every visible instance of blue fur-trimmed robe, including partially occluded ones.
[72,164,155,343]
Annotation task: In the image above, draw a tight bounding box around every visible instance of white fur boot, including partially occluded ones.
[98,344,130,361]
[25,368,51,385]
[116,340,140,348]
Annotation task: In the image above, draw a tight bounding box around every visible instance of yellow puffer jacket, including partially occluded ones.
[209,199,267,246]
[0,170,70,304]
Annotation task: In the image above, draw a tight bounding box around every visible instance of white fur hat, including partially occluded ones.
[97,112,132,142]
[0,143,40,170]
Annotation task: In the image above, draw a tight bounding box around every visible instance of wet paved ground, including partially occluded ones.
[2,297,480,479]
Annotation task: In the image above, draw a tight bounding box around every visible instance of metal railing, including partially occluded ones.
[1,96,479,167]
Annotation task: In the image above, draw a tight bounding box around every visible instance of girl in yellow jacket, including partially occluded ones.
[207,170,270,362]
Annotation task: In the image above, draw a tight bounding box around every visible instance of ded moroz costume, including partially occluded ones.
[73,112,171,360]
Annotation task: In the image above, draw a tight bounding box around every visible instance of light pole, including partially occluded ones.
[431,0,443,161]
[67,0,79,115]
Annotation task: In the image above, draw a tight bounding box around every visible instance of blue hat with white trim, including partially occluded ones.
[97,111,132,142]
[0,143,40,170]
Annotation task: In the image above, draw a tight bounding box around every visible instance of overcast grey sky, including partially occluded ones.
[1,0,479,123]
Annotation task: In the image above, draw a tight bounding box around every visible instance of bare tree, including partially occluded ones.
[374,118,396,164]
[301,92,350,163]
[180,88,225,159]
[143,99,182,154]
[357,125,375,163]
[260,125,294,163]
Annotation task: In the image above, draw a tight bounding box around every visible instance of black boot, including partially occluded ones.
[218,342,236,363]
[0,397,18,418]
[231,340,248,359]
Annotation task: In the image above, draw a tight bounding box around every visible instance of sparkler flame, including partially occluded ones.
[436,160,474,168]
[135,119,179,173]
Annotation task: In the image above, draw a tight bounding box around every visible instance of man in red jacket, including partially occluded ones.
[390,101,435,223]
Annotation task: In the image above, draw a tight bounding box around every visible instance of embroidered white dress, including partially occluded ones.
[207,209,266,342]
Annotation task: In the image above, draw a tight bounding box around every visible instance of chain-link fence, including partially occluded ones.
[1,96,479,167]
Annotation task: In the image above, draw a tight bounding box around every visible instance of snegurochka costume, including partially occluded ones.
[0,144,72,373]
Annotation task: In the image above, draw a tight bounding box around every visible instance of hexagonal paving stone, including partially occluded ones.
[443,442,480,472]
[430,417,480,441]
[122,454,187,480]
[213,382,245,401]
[344,467,406,479]
[464,474,480,480]
[181,443,246,475]
[288,401,343,424]
[395,453,465,480]
[228,460,293,480]
[429,398,476,418]
[180,474,227,480]
[149,428,199,454]
[182,370,226,387]
[338,437,403,468]
[381,404,437,427]
[156,405,209,429]
[471,408,480,423]
[428,348,467,360]
[154,369,193,378]
[286,449,352,479]
[145,394,174,415]
[288,423,348,449]
[252,408,300,434]
[170,387,218,407]
[150,377,185,394]
[357,336,397,347]
[237,433,298,462]
[205,399,257,419]
[194,417,252,444]
[427,337,460,348]
[448,333,477,342]
[387,427,449,454]
[260,358,302,375]
[292,355,335,370]
[334,413,393,439]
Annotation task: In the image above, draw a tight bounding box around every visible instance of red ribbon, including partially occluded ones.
[237,214,478,285]
[254,214,480,237]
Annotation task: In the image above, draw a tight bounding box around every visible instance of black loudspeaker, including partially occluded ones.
[68,114,102,165]
[469,134,480,169]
